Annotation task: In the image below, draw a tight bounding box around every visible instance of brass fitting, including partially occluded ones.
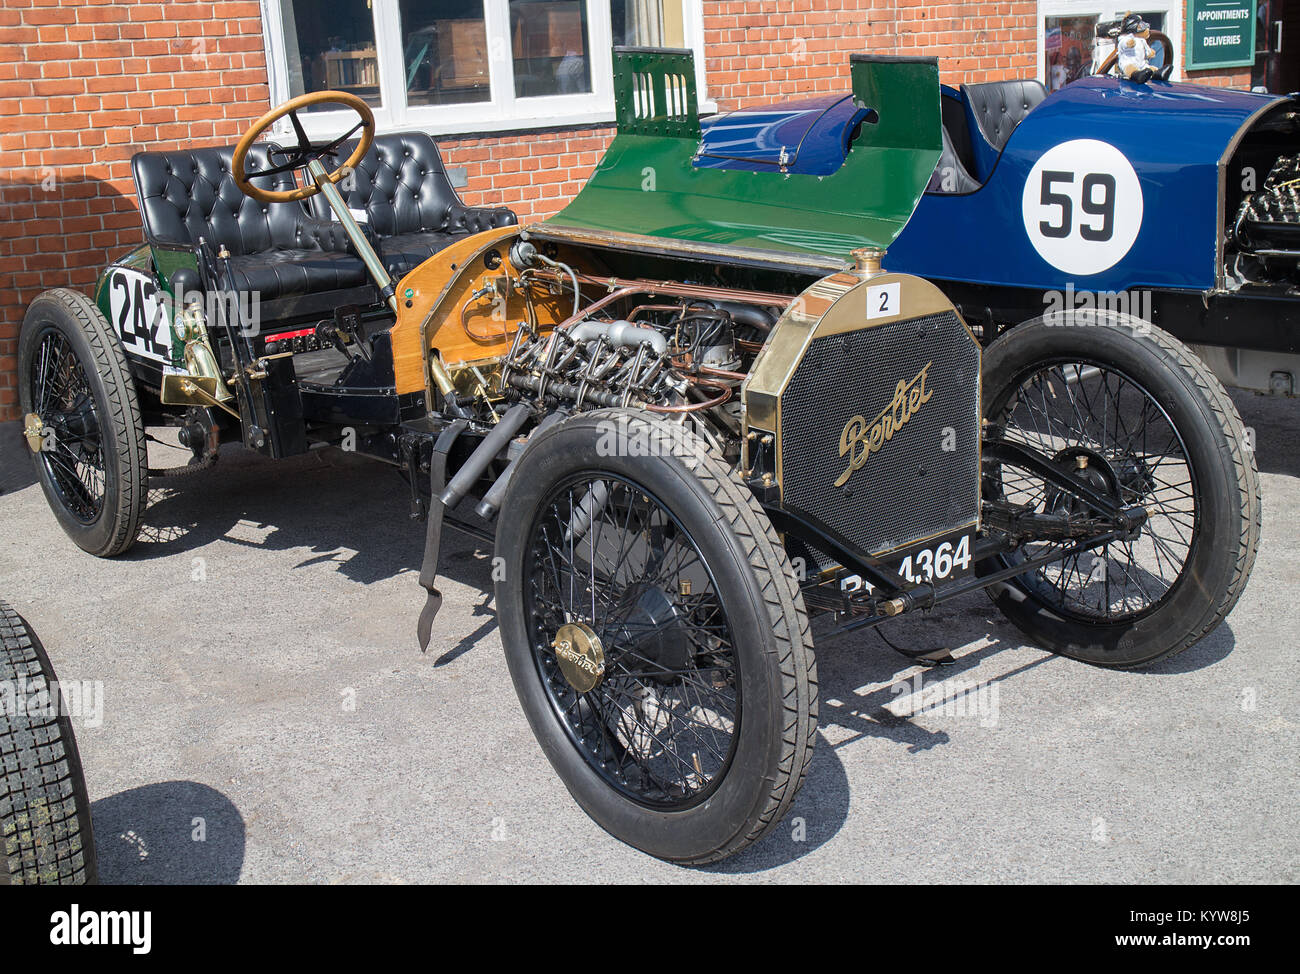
[851,247,886,277]
[880,597,907,617]
[22,413,44,453]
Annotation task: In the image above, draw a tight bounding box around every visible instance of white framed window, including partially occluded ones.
[1038,1,1184,92]
[259,0,710,139]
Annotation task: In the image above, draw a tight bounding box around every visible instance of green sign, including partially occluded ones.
[1186,0,1257,70]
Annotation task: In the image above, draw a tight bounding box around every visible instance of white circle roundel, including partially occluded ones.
[1021,139,1143,277]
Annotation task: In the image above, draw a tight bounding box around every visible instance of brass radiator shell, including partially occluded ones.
[742,271,981,559]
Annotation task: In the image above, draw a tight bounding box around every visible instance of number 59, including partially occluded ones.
[1039,170,1116,242]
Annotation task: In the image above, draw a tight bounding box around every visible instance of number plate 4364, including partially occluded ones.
[839,532,973,595]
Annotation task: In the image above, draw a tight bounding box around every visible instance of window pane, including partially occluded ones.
[401,0,491,106]
[1048,10,1169,92]
[511,0,592,97]
[1044,15,1100,92]
[280,0,381,109]
[611,1,685,48]
[1134,12,1168,69]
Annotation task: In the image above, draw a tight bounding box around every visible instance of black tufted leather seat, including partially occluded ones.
[321,132,517,277]
[960,79,1047,178]
[962,80,1047,152]
[131,144,375,318]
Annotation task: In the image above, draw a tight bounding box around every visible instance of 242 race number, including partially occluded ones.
[1021,139,1144,277]
[106,267,173,364]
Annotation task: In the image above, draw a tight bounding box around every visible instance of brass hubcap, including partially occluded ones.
[552,622,605,693]
[22,413,44,453]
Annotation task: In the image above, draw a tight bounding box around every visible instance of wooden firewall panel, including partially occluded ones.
[388,226,568,396]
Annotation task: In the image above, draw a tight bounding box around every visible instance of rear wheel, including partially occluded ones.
[1,601,97,885]
[495,410,817,864]
[979,313,1260,668]
[18,288,148,556]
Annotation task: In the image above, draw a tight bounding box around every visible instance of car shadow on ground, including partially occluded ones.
[706,590,1238,873]
[0,422,38,495]
[431,590,499,667]
[1231,389,1300,478]
[138,441,506,649]
[1142,619,1237,674]
[132,443,439,586]
[706,601,1022,873]
[107,437,1241,874]
[91,780,245,884]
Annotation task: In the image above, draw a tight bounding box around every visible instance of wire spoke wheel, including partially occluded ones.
[990,359,1195,623]
[19,289,148,557]
[496,410,816,863]
[29,329,107,523]
[978,314,1259,669]
[525,474,741,809]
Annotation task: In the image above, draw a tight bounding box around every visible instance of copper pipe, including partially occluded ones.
[646,376,734,414]
[521,282,643,362]
[552,284,641,330]
[628,302,737,322]
[697,365,747,382]
[460,295,512,343]
[531,269,795,311]
[647,386,732,413]
[627,303,687,321]
[580,272,795,308]
[521,270,779,412]
[670,354,747,383]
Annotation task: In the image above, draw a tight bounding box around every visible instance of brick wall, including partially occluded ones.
[0,0,272,421]
[1184,66,1252,88]
[703,0,1039,108]
[439,128,614,226]
[0,1,1263,421]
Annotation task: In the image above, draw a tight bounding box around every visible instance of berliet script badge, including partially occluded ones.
[835,361,935,488]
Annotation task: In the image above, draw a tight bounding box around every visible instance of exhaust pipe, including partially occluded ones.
[566,481,611,544]
[438,403,531,510]
[474,410,567,520]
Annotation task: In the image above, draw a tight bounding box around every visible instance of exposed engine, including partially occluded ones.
[493,241,784,442]
[1229,153,1300,285]
[476,239,983,568]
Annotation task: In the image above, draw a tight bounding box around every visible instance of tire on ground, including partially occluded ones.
[18,288,148,557]
[494,409,818,864]
[0,601,97,884]
[979,312,1261,668]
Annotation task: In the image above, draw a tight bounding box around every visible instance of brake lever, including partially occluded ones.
[316,306,372,364]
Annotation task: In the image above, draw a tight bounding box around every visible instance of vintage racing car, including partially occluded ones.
[693,35,1300,398]
[17,49,1260,863]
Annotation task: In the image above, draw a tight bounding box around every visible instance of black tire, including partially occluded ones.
[19,288,148,557]
[0,601,97,884]
[979,312,1260,668]
[495,410,817,864]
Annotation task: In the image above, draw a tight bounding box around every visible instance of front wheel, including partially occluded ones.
[18,289,148,557]
[979,312,1260,668]
[494,410,817,864]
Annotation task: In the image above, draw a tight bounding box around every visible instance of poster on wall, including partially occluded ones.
[1045,16,1097,92]
[1186,0,1257,69]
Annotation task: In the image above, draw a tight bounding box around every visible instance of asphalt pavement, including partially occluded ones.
[0,388,1296,883]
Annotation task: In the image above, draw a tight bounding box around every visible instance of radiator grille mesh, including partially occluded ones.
[779,311,980,556]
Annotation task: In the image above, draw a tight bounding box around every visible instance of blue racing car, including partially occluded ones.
[694,60,1300,396]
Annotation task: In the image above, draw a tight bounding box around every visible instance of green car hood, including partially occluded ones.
[539,49,942,271]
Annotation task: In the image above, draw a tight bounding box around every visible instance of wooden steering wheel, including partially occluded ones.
[232,90,375,203]
[1095,30,1175,79]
